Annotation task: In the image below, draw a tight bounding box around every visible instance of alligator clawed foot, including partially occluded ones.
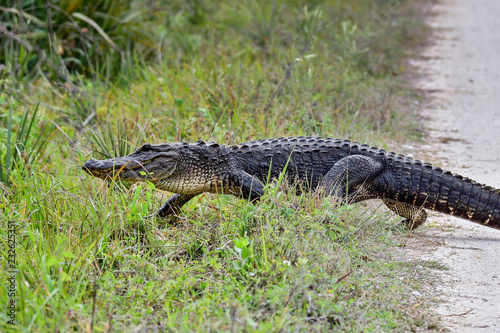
[390,218,423,232]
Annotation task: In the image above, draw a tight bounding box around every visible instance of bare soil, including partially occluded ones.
[409,0,500,331]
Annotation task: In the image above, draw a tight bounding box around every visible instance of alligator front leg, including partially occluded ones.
[318,155,384,201]
[150,193,201,218]
[150,170,265,219]
[228,170,265,201]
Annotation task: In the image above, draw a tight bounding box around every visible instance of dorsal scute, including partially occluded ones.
[386,151,397,158]
[392,155,405,165]
[358,144,370,152]
[349,142,359,151]
[412,160,423,167]
[422,162,433,169]
[403,155,413,162]
[433,165,443,173]
[207,142,219,148]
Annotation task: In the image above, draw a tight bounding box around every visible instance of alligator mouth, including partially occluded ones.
[82,158,150,181]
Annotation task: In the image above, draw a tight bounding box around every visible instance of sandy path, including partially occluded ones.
[410,0,500,331]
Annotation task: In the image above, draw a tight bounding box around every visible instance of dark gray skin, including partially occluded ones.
[83,136,500,230]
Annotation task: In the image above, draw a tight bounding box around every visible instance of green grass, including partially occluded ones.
[1,173,438,331]
[0,0,439,331]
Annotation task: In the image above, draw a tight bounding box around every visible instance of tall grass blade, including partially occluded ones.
[19,102,41,149]
[72,12,121,53]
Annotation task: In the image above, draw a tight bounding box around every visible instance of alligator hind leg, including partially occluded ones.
[383,199,427,230]
[318,155,384,201]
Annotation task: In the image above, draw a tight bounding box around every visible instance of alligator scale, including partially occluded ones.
[83,137,500,230]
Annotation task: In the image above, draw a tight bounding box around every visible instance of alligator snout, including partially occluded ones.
[82,157,148,180]
[82,158,110,178]
[83,159,96,168]
[83,158,106,170]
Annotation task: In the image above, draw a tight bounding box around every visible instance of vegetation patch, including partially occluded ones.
[0,0,437,331]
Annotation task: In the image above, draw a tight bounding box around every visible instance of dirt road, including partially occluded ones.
[411,0,500,331]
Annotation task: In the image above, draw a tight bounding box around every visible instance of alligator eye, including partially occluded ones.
[141,144,152,152]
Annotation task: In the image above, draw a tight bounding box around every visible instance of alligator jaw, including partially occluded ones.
[83,151,178,183]
[82,157,157,181]
[82,158,140,180]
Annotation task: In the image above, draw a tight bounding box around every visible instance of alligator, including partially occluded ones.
[83,136,500,230]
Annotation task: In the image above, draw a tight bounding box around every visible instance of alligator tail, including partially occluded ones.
[385,157,500,229]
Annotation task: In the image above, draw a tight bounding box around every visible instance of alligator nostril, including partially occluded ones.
[83,159,98,170]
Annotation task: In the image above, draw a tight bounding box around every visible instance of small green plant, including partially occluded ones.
[127,181,155,219]
[231,237,254,273]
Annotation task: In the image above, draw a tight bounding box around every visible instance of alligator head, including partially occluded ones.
[82,143,178,183]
